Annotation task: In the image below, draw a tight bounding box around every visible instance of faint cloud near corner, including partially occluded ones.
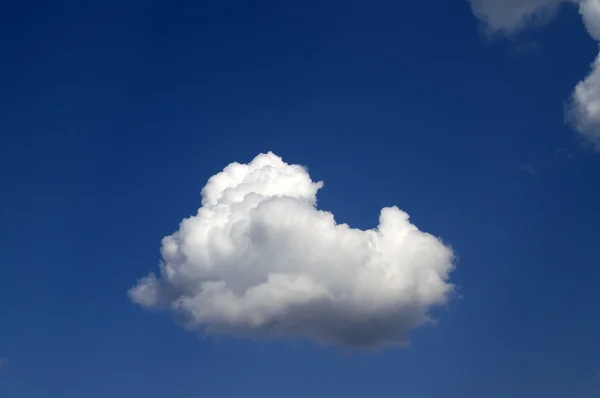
[520,148,575,177]
[520,163,538,176]
[508,41,541,57]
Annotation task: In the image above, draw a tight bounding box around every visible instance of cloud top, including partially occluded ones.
[130,152,455,348]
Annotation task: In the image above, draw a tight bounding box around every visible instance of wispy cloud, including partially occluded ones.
[520,148,575,176]
[520,163,539,176]
[508,40,541,56]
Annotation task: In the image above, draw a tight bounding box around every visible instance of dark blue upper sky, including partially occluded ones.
[1,1,600,397]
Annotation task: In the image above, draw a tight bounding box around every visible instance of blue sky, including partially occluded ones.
[1,1,600,397]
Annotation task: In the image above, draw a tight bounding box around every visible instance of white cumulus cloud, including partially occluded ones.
[130,152,455,348]
[468,0,600,150]
[569,52,600,149]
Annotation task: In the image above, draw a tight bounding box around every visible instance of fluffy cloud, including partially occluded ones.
[570,52,600,149]
[468,0,600,150]
[130,152,455,348]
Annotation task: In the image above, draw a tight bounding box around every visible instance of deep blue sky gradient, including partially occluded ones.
[1,1,600,397]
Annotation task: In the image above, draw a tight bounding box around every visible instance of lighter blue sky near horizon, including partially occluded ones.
[1,1,600,397]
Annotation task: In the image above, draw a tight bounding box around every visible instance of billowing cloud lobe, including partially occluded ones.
[130,152,455,348]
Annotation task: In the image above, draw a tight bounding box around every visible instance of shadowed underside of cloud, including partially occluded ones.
[130,152,456,349]
[469,0,600,150]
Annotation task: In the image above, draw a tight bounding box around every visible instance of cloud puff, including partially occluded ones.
[130,152,455,348]
[570,52,600,149]
[468,0,600,150]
